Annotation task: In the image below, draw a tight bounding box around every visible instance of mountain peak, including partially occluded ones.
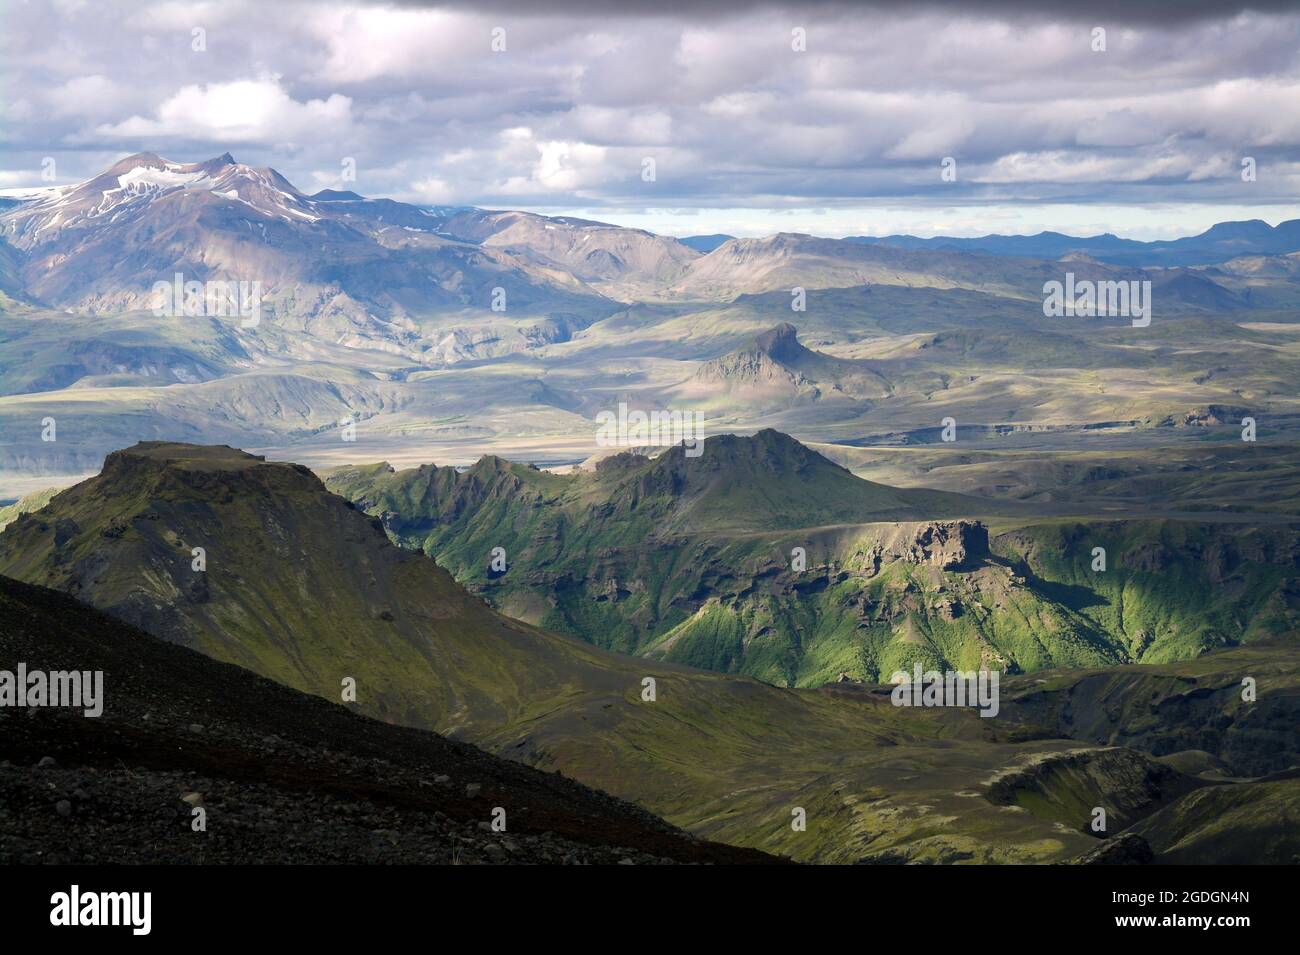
[104,151,166,174]
[603,429,967,534]
[0,150,322,255]
[310,188,365,201]
[641,430,849,495]
[104,152,236,177]
[196,152,239,174]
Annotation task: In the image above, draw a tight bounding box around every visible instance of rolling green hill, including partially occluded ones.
[326,431,1300,686]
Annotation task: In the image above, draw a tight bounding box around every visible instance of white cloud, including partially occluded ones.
[306,7,476,84]
[542,141,604,190]
[49,75,122,118]
[565,106,672,147]
[979,150,1202,184]
[409,176,455,204]
[95,76,352,144]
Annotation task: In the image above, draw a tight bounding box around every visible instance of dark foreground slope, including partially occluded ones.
[0,575,777,865]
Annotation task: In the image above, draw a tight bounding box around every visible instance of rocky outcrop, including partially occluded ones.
[853,520,990,572]
[688,323,889,403]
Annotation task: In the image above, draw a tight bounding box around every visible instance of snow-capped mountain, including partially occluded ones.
[0,152,325,249]
[0,152,616,346]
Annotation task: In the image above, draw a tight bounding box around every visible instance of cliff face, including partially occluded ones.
[985,747,1206,833]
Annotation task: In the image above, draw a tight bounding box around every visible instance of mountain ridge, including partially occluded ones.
[847,217,1300,267]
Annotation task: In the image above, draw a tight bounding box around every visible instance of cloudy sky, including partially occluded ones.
[3,0,1300,238]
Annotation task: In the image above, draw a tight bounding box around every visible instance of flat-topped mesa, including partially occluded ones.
[649,428,840,477]
[104,440,267,470]
[95,441,323,501]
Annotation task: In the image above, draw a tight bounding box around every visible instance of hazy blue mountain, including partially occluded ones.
[847,218,1300,267]
[679,234,735,253]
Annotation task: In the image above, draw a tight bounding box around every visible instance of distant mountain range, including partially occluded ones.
[4,152,1298,320]
[679,234,734,253]
[4,151,1300,486]
[848,219,1300,267]
[0,152,617,336]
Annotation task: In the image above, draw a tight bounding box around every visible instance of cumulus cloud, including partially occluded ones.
[95,77,353,145]
[48,76,125,119]
[409,175,456,203]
